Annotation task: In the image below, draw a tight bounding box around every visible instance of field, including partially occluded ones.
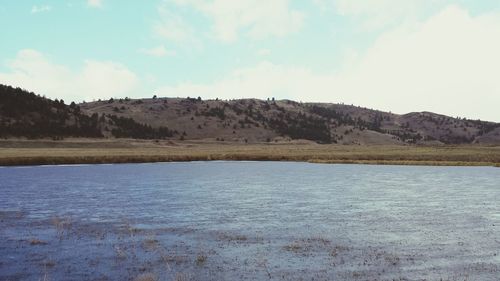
[1,139,500,167]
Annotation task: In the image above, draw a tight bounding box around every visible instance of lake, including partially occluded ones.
[1,162,499,280]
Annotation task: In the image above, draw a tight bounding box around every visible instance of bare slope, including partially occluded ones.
[81,97,500,145]
[2,83,499,144]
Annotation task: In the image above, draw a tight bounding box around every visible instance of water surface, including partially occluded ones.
[1,162,499,280]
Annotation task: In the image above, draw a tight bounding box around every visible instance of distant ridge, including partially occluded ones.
[2,84,500,144]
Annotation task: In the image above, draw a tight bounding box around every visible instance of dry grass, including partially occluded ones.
[142,237,160,251]
[114,245,127,260]
[29,239,48,245]
[50,216,72,239]
[1,139,500,167]
[174,273,191,281]
[160,254,189,265]
[216,232,248,242]
[195,254,207,265]
[40,272,50,281]
[329,245,349,258]
[283,237,332,254]
[41,260,56,268]
[283,242,304,253]
[133,273,157,281]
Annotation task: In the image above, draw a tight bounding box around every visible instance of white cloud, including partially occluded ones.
[87,0,102,8]
[31,5,52,14]
[0,49,139,102]
[139,45,176,57]
[257,49,271,56]
[156,61,318,100]
[168,0,304,42]
[329,5,500,120]
[154,5,197,44]
[156,5,500,122]
[316,0,447,30]
[336,0,421,29]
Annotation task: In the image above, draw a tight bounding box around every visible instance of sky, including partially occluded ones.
[1,0,500,121]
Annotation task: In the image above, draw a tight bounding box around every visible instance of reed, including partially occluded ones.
[1,140,500,167]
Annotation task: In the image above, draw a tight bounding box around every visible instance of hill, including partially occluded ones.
[0,85,175,140]
[81,96,500,145]
[2,84,500,144]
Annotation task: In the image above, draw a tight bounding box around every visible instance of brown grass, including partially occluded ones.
[217,232,248,242]
[195,254,207,265]
[161,254,189,265]
[1,139,500,167]
[29,239,48,245]
[41,260,56,268]
[114,245,127,260]
[51,216,72,234]
[283,242,304,253]
[174,273,191,281]
[142,237,160,251]
[133,273,157,281]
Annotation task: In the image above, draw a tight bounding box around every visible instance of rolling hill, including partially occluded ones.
[80,95,500,145]
[2,84,500,144]
[0,84,175,140]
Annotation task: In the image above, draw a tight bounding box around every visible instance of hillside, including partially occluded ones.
[81,96,500,145]
[0,85,175,140]
[2,84,500,144]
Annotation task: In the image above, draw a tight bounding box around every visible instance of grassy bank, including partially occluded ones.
[1,139,500,167]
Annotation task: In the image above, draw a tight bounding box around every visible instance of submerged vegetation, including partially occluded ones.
[2,159,499,280]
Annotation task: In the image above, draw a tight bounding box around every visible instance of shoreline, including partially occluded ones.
[1,158,499,168]
[0,155,500,167]
[1,140,500,167]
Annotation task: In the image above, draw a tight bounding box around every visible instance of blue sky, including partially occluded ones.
[1,0,500,121]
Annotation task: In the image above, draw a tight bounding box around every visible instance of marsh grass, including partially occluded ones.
[29,238,48,245]
[41,260,56,268]
[283,237,333,255]
[174,273,191,281]
[216,232,248,242]
[114,245,127,260]
[133,273,157,281]
[50,216,72,239]
[195,253,207,266]
[1,141,500,167]
[0,210,25,220]
[142,236,160,252]
[329,245,350,258]
[40,272,50,281]
[283,242,304,253]
[160,254,189,265]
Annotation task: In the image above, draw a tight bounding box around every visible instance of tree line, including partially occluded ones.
[0,84,175,139]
